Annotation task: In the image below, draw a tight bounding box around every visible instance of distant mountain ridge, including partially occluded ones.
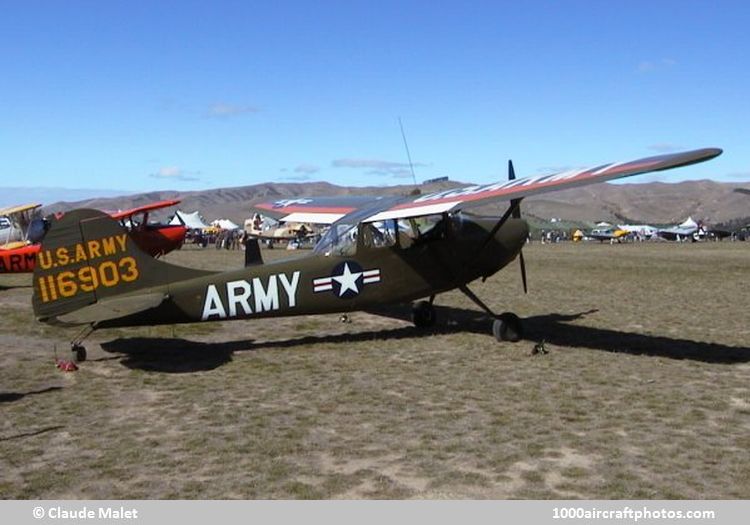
[37,179,750,226]
[0,187,131,208]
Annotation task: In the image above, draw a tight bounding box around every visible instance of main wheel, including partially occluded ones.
[72,345,87,363]
[412,301,436,328]
[492,313,523,342]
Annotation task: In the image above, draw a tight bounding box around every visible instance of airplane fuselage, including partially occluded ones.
[96,214,529,328]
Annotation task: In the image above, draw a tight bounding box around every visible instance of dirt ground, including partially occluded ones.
[1,241,748,499]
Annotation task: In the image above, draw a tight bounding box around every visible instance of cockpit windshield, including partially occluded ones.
[313,222,358,256]
[313,210,452,256]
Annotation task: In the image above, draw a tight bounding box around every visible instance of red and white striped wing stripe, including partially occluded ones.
[364,148,722,222]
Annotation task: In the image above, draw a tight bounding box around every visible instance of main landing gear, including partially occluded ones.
[410,290,523,342]
[460,285,523,342]
[411,297,437,328]
[492,312,523,343]
[461,285,523,342]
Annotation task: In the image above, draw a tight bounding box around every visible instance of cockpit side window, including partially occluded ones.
[396,214,447,248]
[361,220,397,249]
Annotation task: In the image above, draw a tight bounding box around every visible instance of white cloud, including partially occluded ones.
[149,166,200,182]
[294,163,320,174]
[332,158,425,178]
[281,174,313,182]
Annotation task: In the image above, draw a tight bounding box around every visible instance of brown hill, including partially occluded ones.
[41,179,750,227]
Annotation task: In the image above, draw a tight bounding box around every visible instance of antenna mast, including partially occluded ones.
[398,117,418,189]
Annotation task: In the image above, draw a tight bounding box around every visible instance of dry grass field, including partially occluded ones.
[1,242,748,499]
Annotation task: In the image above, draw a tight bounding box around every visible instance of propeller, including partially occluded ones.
[27,218,50,244]
[508,160,528,294]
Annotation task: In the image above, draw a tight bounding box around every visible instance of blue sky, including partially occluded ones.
[1,0,748,195]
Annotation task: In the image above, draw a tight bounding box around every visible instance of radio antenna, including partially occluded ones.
[398,117,419,190]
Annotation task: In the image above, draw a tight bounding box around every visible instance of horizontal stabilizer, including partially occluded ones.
[57,292,167,326]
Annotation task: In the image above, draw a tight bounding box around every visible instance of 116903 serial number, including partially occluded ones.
[37,257,139,303]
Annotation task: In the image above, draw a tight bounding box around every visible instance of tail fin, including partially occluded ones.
[33,209,213,324]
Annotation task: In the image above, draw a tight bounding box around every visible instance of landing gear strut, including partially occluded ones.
[459,285,523,343]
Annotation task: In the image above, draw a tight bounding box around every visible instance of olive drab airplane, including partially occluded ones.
[0,199,186,274]
[31,148,722,363]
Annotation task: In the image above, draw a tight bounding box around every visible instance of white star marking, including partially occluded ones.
[332,263,362,297]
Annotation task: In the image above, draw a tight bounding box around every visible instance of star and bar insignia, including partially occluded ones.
[312,261,381,299]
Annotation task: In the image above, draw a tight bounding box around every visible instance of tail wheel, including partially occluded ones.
[493,312,523,342]
[412,301,436,328]
[72,345,87,363]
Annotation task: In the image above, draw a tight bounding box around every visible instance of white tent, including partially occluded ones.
[679,217,699,229]
[211,218,240,230]
[170,210,210,229]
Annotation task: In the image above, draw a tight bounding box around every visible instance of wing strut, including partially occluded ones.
[508,160,528,294]
[464,160,529,293]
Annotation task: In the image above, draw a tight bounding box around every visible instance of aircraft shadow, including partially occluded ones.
[100,338,247,373]
[373,304,750,365]
[0,386,63,404]
[0,425,65,443]
[0,284,32,291]
[100,307,750,372]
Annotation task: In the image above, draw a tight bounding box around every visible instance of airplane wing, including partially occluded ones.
[252,196,393,224]
[109,199,181,220]
[363,148,722,222]
[0,203,42,217]
[658,226,697,236]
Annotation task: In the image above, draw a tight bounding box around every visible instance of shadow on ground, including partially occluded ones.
[0,425,65,443]
[99,307,750,372]
[100,338,245,373]
[0,284,32,291]
[0,386,63,404]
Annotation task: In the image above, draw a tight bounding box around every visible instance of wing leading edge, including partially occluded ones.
[253,196,394,225]
[364,148,722,222]
[109,199,182,220]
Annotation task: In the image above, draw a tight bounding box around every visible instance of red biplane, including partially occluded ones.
[0,199,186,274]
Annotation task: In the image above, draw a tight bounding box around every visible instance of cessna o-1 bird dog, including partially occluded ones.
[31,148,722,363]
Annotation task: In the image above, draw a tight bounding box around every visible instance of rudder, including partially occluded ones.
[33,209,213,323]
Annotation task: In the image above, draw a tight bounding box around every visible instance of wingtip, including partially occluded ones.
[704,147,723,158]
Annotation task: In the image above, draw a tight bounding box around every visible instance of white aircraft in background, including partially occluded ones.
[617,224,658,239]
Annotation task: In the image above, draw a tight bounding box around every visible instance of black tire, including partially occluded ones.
[72,345,87,363]
[412,301,436,328]
[492,312,523,342]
